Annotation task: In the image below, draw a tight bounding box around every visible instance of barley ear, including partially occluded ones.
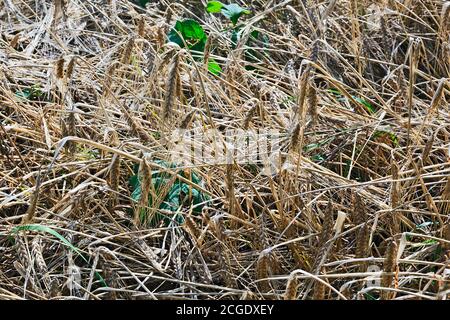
[55,57,64,79]
[163,51,181,123]
[312,267,327,300]
[381,240,398,300]
[22,173,42,224]
[66,56,76,81]
[284,273,299,300]
[256,251,271,293]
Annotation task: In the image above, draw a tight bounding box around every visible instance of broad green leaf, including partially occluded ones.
[208,59,222,75]
[15,90,31,99]
[250,30,259,39]
[222,3,251,25]
[15,86,44,101]
[250,29,270,46]
[206,2,251,25]
[231,28,240,48]
[129,160,210,227]
[168,19,207,51]
[178,20,206,41]
[168,24,184,47]
[206,1,224,13]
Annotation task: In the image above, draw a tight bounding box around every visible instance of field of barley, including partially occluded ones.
[0,0,449,300]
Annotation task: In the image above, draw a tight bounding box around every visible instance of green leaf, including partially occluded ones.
[168,23,185,47]
[15,89,31,99]
[303,137,333,153]
[250,30,259,39]
[328,89,346,102]
[416,221,434,229]
[15,85,44,101]
[207,59,222,75]
[230,28,240,48]
[250,29,270,46]
[354,97,375,114]
[206,1,224,13]
[129,160,210,227]
[311,154,325,162]
[11,224,108,287]
[178,20,206,41]
[168,19,207,51]
[304,143,320,152]
[206,2,251,25]
[328,89,376,113]
[373,130,399,147]
[418,239,438,246]
[222,3,251,25]
[138,0,151,7]
[12,224,83,256]
[328,88,342,95]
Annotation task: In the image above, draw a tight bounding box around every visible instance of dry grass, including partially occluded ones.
[0,0,449,300]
